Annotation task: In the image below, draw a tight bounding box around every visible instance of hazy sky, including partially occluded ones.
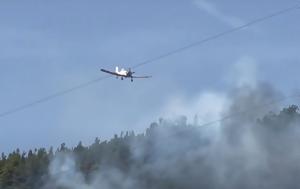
[0,0,299,153]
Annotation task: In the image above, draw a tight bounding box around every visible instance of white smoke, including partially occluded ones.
[43,152,139,189]
[160,92,229,126]
[43,153,92,189]
[42,58,300,189]
[43,83,300,189]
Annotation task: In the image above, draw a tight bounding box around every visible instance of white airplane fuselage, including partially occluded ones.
[115,66,134,78]
[100,66,150,82]
[115,67,128,76]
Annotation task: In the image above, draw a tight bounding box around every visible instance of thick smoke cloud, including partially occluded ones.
[43,82,300,189]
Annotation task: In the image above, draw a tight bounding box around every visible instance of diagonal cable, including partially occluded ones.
[0,76,110,118]
[132,5,300,69]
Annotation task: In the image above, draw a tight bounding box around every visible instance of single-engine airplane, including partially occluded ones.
[101,67,151,82]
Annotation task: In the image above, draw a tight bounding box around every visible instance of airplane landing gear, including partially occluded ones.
[131,77,133,82]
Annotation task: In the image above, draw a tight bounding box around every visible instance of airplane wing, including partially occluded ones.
[101,69,123,77]
[132,75,152,79]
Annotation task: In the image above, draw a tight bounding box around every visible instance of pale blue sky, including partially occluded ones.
[0,0,299,153]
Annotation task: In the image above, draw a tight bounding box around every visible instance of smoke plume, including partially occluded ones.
[43,82,300,189]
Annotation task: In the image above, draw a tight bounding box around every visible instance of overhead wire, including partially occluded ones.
[196,94,300,128]
[131,4,300,69]
[0,76,110,118]
[0,4,299,118]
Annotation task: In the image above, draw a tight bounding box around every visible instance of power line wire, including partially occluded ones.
[197,94,300,128]
[0,5,298,118]
[132,4,300,69]
[0,76,110,118]
[157,94,300,144]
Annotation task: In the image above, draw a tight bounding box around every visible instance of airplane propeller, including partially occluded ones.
[128,68,135,74]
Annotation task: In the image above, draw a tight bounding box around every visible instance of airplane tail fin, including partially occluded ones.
[115,66,119,73]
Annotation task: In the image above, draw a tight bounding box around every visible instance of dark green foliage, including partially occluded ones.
[0,105,299,189]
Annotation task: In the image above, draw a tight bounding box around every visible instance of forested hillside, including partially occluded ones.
[0,105,300,189]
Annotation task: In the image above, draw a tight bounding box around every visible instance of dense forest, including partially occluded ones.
[0,105,300,189]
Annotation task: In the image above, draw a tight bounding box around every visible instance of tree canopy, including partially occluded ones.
[0,105,299,189]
